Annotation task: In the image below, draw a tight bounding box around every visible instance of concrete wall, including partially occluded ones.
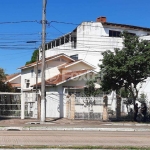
[66,96,104,120]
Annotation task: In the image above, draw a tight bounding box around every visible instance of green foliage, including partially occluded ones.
[138,93,148,104]
[0,68,6,81]
[84,80,102,96]
[120,88,133,112]
[0,68,14,92]
[120,88,130,98]
[25,49,39,65]
[99,31,150,105]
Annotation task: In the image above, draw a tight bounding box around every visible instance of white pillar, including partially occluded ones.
[41,98,46,121]
[21,92,25,119]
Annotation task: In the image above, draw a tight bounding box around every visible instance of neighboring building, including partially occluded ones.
[42,16,150,71]
[5,73,21,92]
[42,16,150,106]
[19,53,98,118]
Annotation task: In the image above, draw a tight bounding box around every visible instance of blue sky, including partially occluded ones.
[0,0,150,74]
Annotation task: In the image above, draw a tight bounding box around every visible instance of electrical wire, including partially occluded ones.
[0,50,33,57]
[48,20,150,31]
[0,20,40,24]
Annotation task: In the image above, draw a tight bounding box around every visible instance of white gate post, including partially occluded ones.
[21,92,25,119]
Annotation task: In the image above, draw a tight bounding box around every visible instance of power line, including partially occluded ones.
[0,52,33,62]
[0,50,33,57]
[0,33,40,35]
[0,47,36,50]
[0,20,40,24]
[49,20,150,31]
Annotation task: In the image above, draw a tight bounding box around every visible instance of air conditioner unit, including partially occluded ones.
[25,79,30,83]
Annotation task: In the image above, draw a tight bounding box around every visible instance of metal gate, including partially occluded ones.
[0,92,38,118]
[0,93,21,117]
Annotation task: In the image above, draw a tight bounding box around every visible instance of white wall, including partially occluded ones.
[21,59,70,91]
[45,22,150,72]
[44,21,150,108]
[139,77,150,105]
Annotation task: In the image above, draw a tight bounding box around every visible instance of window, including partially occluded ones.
[38,70,41,77]
[65,35,69,43]
[61,37,64,45]
[71,31,77,48]
[56,39,60,47]
[71,37,77,48]
[70,54,78,60]
[52,41,55,48]
[48,42,51,49]
[109,30,121,37]
[31,69,34,77]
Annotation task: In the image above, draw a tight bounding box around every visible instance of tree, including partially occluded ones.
[25,49,39,65]
[0,68,14,92]
[100,31,150,110]
[84,79,103,96]
[138,93,148,104]
[120,88,133,114]
[0,68,6,81]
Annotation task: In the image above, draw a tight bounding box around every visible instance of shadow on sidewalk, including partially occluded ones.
[46,117,64,122]
[0,117,12,121]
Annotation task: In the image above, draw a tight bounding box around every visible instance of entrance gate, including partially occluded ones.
[0,92,37,118]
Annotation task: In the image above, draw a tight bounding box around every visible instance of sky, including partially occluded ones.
[0,0,150,74]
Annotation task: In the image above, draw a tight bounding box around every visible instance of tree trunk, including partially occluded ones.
[116,95,121,120]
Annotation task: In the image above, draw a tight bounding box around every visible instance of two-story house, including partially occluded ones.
[19,53,97,118]
[42,16,150,109]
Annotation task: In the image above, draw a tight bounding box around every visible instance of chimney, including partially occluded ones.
[96,16,106,23]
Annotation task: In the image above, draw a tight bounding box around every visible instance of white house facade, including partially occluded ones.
[19,53,99,118]
[42,16,150,105]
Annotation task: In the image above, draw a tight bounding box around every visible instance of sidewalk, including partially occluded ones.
[0,117,150,131]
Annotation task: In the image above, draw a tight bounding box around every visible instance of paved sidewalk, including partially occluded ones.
[0,117,150,131]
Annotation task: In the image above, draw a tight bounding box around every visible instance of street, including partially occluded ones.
[0,130,150,147]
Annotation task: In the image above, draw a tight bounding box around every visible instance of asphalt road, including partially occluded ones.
[0,130,150,147]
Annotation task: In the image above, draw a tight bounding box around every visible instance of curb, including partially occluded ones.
[0,126,150,132]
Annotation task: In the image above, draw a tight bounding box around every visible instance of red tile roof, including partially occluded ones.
[102,22,150,31]
[6,73,20,81]
[19,53,75,69]
[31,70,90,87]
[58,60,81,69]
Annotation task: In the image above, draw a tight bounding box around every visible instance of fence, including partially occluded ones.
[66,95,107,120]
[0,92,39,118]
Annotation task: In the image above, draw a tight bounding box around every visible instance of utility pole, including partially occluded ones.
[36,53,39,100]
[41,0,47,122]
